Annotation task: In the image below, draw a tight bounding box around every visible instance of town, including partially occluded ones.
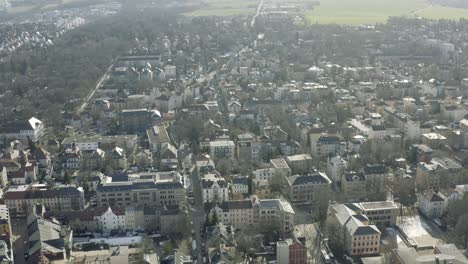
[0,0,468,264]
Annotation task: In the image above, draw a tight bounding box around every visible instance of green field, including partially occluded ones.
[183,0,257,16]
[306,0,468,25]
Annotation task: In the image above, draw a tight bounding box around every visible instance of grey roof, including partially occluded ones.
[288,173,331,186]
[363,164,387,175]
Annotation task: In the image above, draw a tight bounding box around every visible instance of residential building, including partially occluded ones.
[311,135,344,158]
[231,177,249,195]
[341,172,367,201]
[276,238,307,264]
[327,155,349,183]
[255,198,295,235]
[62,134,138,152]
[201,174,229,203]
[416,157,465,190]
[209,141,235,159]
[286,173,332,213]
[119,109,161,134]
[285,154,313,174]
[4,186,85,214]
[212,200,254,230]
[146,124,170,156]
[417,188,462,218]
[0,117,44,142]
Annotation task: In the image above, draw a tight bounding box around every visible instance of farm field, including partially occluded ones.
[183,0,257,16]
[306,0,468,25]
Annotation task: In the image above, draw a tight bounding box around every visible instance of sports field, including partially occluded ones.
[183,0,257,16]
[306,0,468,25]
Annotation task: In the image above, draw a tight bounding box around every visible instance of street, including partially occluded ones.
[189,165,206,263]
[12,218,27,264]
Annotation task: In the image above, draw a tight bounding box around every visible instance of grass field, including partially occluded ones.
[183,0,257,16]
[306,0,468,25]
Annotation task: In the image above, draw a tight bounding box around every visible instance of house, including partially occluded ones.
[227,101,242,114]
[209,141,235,159]
[201,174,229,204]
[362,164,388,200]
[341,172,367,201]
[253,168,275,183]
[327,155,349,183]
[231,177,249,195]
[417,189,446,219]
[255,198,295,235]
[416,157,465,190]
[417,188,462,218]
[95,207,126,234]
[212,200,254,230]
[286,173,331,215]
[311,135,344,158]
[159,144,178,171]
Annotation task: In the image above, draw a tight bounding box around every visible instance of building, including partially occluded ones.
[276,238,307,264]
[341,172,367,201]
[311,135,344,158]
[416,157,465,190]
[0,205,12,264]
[285,154,313,174]
[255,198,295,235]
[358,201,399,226]
[97,178,186,208]
[146,124,170,156]
[391,244,468,264]
[119,109,161,134]
[201,174,229,204]
[330,203,382,257]
[26,206,72,263]
[62,134,138,152]
[286,173,332,213]
[0,117,44,142]
[362,164,388,199]
[212,200,254,230]
[4,186,85,214]
[417,189,462,219]
[209,141,235,159]
[327,155,349,183]
[231,177,249,195]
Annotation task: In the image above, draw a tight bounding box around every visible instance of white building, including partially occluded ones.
[327,155,349,183]
[95,207,126,233]
[201,174,229,203]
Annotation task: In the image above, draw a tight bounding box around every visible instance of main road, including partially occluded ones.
[189,165,206,263]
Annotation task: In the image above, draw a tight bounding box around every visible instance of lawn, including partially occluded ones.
[184,0,257,16]
[306,0,468,25]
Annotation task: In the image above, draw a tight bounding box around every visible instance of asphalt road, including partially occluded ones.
[190,166,206,263]
[12,218,27,264]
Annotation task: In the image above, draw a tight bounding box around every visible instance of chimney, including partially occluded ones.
[435,256,440,264]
